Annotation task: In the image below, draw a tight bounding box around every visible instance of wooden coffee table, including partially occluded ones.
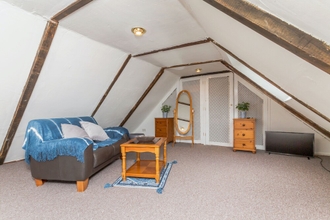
[120,137,167,183]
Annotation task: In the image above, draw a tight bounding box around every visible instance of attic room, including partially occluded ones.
[1,0,330,219]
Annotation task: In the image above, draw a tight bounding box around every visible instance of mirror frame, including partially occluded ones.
[174,90,193,135]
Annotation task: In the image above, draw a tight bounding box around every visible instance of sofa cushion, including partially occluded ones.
[80,121,109,141]
[61,124,90,139]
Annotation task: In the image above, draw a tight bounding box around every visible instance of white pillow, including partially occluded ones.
[61,124,90,139]
[80,121,109,141]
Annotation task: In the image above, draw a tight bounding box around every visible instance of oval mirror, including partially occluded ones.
[175,90,192,135]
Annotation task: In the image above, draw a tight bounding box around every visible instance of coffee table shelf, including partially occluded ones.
[126,160,165,179]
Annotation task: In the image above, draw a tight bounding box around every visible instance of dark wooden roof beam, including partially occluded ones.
[204,0,330,75]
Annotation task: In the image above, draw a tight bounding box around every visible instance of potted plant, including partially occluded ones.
[236,102,250,118]
[161,105,171,118]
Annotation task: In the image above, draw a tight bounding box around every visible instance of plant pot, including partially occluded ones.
[162,112,168,118]
[239,111,247,118]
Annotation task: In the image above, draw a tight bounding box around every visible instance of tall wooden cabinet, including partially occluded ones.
[233,118,256,153]
[155,118,174,143]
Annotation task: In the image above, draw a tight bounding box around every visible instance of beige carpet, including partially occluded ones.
[1,143,330,220]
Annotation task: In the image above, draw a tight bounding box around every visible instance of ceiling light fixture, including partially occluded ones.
[131,27,146,36]
[195,68,202,73]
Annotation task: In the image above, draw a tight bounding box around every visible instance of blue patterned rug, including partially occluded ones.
[104,160,177,194]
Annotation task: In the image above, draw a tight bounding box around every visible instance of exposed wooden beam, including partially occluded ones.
[210,37,330,124]
[165,59,223,69]
[221,60,330,139]
[204,0,330,75]
[0,0,94,164]
[133,38,212,57]
[91,54,132,117]
[52,0,94,21]
[181,70,231,79]
[120,68,165,126]
[0,21,58,165]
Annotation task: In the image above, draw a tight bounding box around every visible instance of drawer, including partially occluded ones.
[234,130,254,139]
[234,140,254,149]
[234,120,254,129]
[155,119,167,126]
[156,128,167,137]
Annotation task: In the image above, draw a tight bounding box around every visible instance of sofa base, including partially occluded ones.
[34,178,90,192]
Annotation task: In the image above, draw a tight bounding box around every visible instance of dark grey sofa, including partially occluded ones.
[22,116,129,192]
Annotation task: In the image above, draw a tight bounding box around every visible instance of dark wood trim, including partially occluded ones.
[52,0,94,21]
[165,59,223,69]
[210,38,330,124]
[120,68,165,126]
[204,0,330,75]
[181,70,230,79]
[0,21,58,165]
[91,54,132,117]
[133,38,212,57]
[221,60,330,139]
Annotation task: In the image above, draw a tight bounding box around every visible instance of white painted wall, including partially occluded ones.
[268,100,330,156]
[0,2,46,162]
[127,70,179,135]
[94,58,161,128]
[5,23,130,162]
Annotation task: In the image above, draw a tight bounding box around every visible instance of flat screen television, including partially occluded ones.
[265,131,314,157]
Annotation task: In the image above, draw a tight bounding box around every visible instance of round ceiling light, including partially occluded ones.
[131,27,146,36]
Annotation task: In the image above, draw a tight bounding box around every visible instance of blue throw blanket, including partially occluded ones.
[22,116,129,164]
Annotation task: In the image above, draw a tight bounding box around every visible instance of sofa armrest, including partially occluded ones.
[104,127,129,139]
[30,144,94,181]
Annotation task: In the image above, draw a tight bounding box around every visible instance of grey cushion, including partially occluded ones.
[80,121,109,141]
[61,124,90,139]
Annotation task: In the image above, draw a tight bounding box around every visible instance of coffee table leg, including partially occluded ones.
[121,146,126,181]
[164,140,167,164]
[155,147,160,183]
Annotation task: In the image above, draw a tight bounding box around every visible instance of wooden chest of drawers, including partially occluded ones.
[233,118,256,153]
[155,118,174,143]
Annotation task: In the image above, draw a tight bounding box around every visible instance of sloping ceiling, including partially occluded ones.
[1,0,329,163]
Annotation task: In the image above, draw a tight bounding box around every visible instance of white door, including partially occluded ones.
[205,74,233,146]
[179,73,233,146]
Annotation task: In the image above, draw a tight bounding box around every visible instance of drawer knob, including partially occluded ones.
[242,143,246,146]
[242,124,245,127]
[242,133,245,136]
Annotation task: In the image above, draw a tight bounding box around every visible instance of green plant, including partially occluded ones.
[161,104,171,113]
[236,102,250,111]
